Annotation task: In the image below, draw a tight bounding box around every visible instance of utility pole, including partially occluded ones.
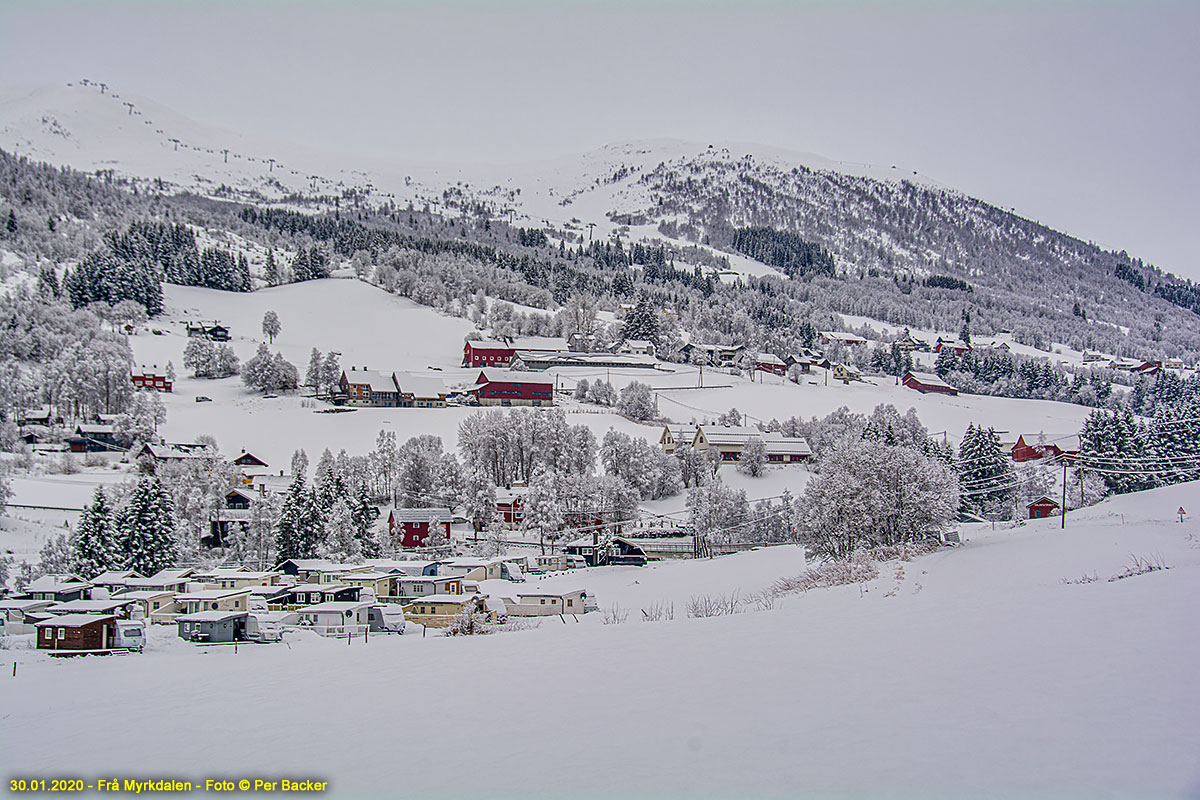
[1061,459,1068,529]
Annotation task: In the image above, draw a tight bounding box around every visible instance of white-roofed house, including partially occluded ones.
[293,601,372,637]
[35,614,118,652]
[403,593,491,629]
[392,372,448,408]
[693,426,811,465]
[500,589,591,617]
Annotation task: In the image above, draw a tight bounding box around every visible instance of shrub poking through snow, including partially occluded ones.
[601,604,629,625]
[640,601,674,622]
[1108,553,1170,582]
[685,591,743,618]
[443,609,496,636]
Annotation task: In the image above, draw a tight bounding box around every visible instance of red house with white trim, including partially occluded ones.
[902,370,958,396]
[1011,435,1080,463]
[468,371,554,407]
[462,340,516,368]
[132,367,172,392]
[1027,497,1060,519]
[754,353,787,376]
[388,508,453,548]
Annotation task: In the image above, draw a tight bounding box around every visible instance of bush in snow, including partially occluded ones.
[586,379,617,406]
[443,608,496,636]
[242,343,299,393]
[686,592,743,618]
[737,436,767,476]
[617,381,657,422]
[601,604,630,625]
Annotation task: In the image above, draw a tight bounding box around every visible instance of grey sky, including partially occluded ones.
[3,0,1198,278]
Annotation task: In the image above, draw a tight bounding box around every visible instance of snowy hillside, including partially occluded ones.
[132,279,1092,466]
[3,483,1197,798]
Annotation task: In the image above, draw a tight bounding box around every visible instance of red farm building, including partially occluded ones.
[388,508,453,549]
[462,340,516,368]
[468,371,554,407]
[1011,435,1080,463]
[131,367,172,392]
[1027,497,1060,519]
[902,371,958,396]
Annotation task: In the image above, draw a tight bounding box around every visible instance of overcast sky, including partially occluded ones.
[3,0,1198,278]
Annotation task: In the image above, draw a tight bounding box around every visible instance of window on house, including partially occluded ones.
[58,628,65,639]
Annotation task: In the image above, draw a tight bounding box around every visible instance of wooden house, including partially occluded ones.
[609,536,699,565]
[207,487,257,547]
[68,423,120,453]
[392,372,448,408]
[1027,497,1061,520]
[902,371,959,396]
[176,589,250,616]
[678,342,745,367]
[466,370,554,407]
[462,339,516,368]
[820,331,868,347]
[395,575,463,602]
[1011,435,1079,463]
[618,339,656,357]
[659,424,698,454]
[403,594,491,628]
[185,321,230,341]
[934,337,972,355]
[89,569,142,594]
[275,584,362,610]
[830,363,862,384]
[294,601,372,636]
[135,442,210,463]
[387,508,453,548]
[23,574,92,602]
[131,366,172,392]
[339,368,399,407]
[36,613,118,652]
[500,589,590,617]
[562,536,608,567]
[893,331,929,352]
[176,611,248,643]
[754,353,787,376]
[233,451,269,469]
[495,484,527,524]
[692,426,812,464]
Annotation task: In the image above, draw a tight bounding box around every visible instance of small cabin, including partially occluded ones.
[176,611,248,643]
[1027,497,1061,520]
[293,601,372,636]
[36,614,118,652]
[403,594,491,628]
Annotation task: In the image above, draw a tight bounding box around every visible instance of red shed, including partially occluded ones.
[462,340,516,368]
[388,508,453,548]
[468,370,554,407]
[902,371,958,396]
[1027,497,1060,519]
[1011,435,1080,463]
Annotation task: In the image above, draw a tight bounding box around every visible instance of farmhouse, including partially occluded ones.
[36,614,118,652]
[830,363,862,384]
[176,610,248,643]
[339,368,399,407]
[754,353,787,375]
[233,451,269,469]
[136,442,210,463]
[659,424,698,454]
[387,507,453,548]
[510,350,658,371]
[1011,435,1080,463]
[462,339,515,367]
[678,342,745,367]
[618,339,656,357]
[392,372,448,407]
[131,366,172,392]
[466,370,554,407]
[68,423,120,453]
[185,321,230,341]
[934,337,972,355]
[692,426,812,464]
[495,484,527,524]
[902,371,959,396]
[820,331,868,347]
[893,331,929,351]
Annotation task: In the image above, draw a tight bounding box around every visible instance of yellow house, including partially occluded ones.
[831,363,862,384]
[177,589,250,616]
[403,594,491,628]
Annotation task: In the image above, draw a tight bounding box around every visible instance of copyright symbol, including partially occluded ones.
[240,780,250,790]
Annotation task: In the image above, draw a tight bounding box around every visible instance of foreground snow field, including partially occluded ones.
[3,484,1198,798]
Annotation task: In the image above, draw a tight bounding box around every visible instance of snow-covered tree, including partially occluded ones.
[958,423,1016,519]
[738,437,768,477]
[261,310,281,344]
[275,475,323,561]
[617,381,656,422]
[318,498,362,562]
[70,487,120,577]
[117,475,177,576]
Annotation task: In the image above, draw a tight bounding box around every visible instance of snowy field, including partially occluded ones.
[2,483,1197,798]
[127,279,1093,468]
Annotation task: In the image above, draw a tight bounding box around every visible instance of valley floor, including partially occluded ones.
[2,483,1198,799]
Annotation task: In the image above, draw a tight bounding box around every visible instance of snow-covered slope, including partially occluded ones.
[2,483,1197,798]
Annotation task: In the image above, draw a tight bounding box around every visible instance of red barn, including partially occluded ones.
[1011,435,1079,463]
[1027,497,1060,519]
[902,371,958,396]
[388,508,453,549]
[934,338,972,355]
[462,340,516,368]
[468,370,554,407]
[754,353,787,376]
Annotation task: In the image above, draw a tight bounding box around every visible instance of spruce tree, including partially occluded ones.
[71,488,120,578]
[264,249,279,286]
[958,424,1015,519]
[118,476,177,576]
